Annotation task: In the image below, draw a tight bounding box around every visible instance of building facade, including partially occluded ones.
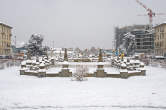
[154,23,166,56]
[114,25,149,49]
[115,25,154,55]
[0,22,12,56]
[131,29,154,54]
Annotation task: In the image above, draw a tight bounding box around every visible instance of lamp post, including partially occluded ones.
[15,36,16,48]
[14,36,17,66]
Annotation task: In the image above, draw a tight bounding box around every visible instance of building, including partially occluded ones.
[115,25,149,49]
[115,25,154,55]
[131,29,154,54]
[154,23,166,57]
[0,22,12,56]
[120,29,154,55]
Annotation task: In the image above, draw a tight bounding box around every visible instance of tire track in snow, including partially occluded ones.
[7,105,166,109]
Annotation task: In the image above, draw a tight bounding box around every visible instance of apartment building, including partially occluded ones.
[0,22,12,56]
[154,23,166,56]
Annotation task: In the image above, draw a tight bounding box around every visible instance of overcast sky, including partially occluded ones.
[0,0,166,49]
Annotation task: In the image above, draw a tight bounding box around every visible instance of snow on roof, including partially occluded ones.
[0,22,12,28]
[154,22,166,27]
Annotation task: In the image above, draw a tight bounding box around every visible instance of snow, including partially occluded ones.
[38,68,46,73]
[36,62,39,65]
[62,61,69,65]
[140,62,144,66]
[39,63,45,67]
[57,62,111,65]
[26,60,32,64]
[65,67,97,74]
[21,61,26,65]
[105,67,120,74]
[155,56,165,59]
[47,67,61,74]
[88,67,97,73]
[0,66,166,110]
[32,60,36,64]
[26,69,38,73]
[135,60,140,64]
[128,70,141,73]
[121,63,126,67]
[97,62,105,65]
[154,22,166,27]
[130,60,135,64]
[120,69,128,73]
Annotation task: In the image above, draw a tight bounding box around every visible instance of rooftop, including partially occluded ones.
[0,22,12,29]
[154,22,166,28]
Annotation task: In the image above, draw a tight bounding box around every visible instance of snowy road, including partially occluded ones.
[0,66,166,110]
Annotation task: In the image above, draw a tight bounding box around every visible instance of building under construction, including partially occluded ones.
[115,25,148,49]
[114,25,154,55]
[131,29,154,54]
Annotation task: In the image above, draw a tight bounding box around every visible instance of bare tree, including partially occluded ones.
[72,65,88,81]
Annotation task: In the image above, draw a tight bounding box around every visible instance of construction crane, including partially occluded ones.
[136,0,165,29]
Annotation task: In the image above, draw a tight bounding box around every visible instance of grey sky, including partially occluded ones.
[0,0,166,49]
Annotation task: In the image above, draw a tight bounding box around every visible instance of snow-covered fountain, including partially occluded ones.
[20,49,146,79]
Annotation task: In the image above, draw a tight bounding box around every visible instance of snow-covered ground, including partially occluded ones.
[0,66,166,110]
